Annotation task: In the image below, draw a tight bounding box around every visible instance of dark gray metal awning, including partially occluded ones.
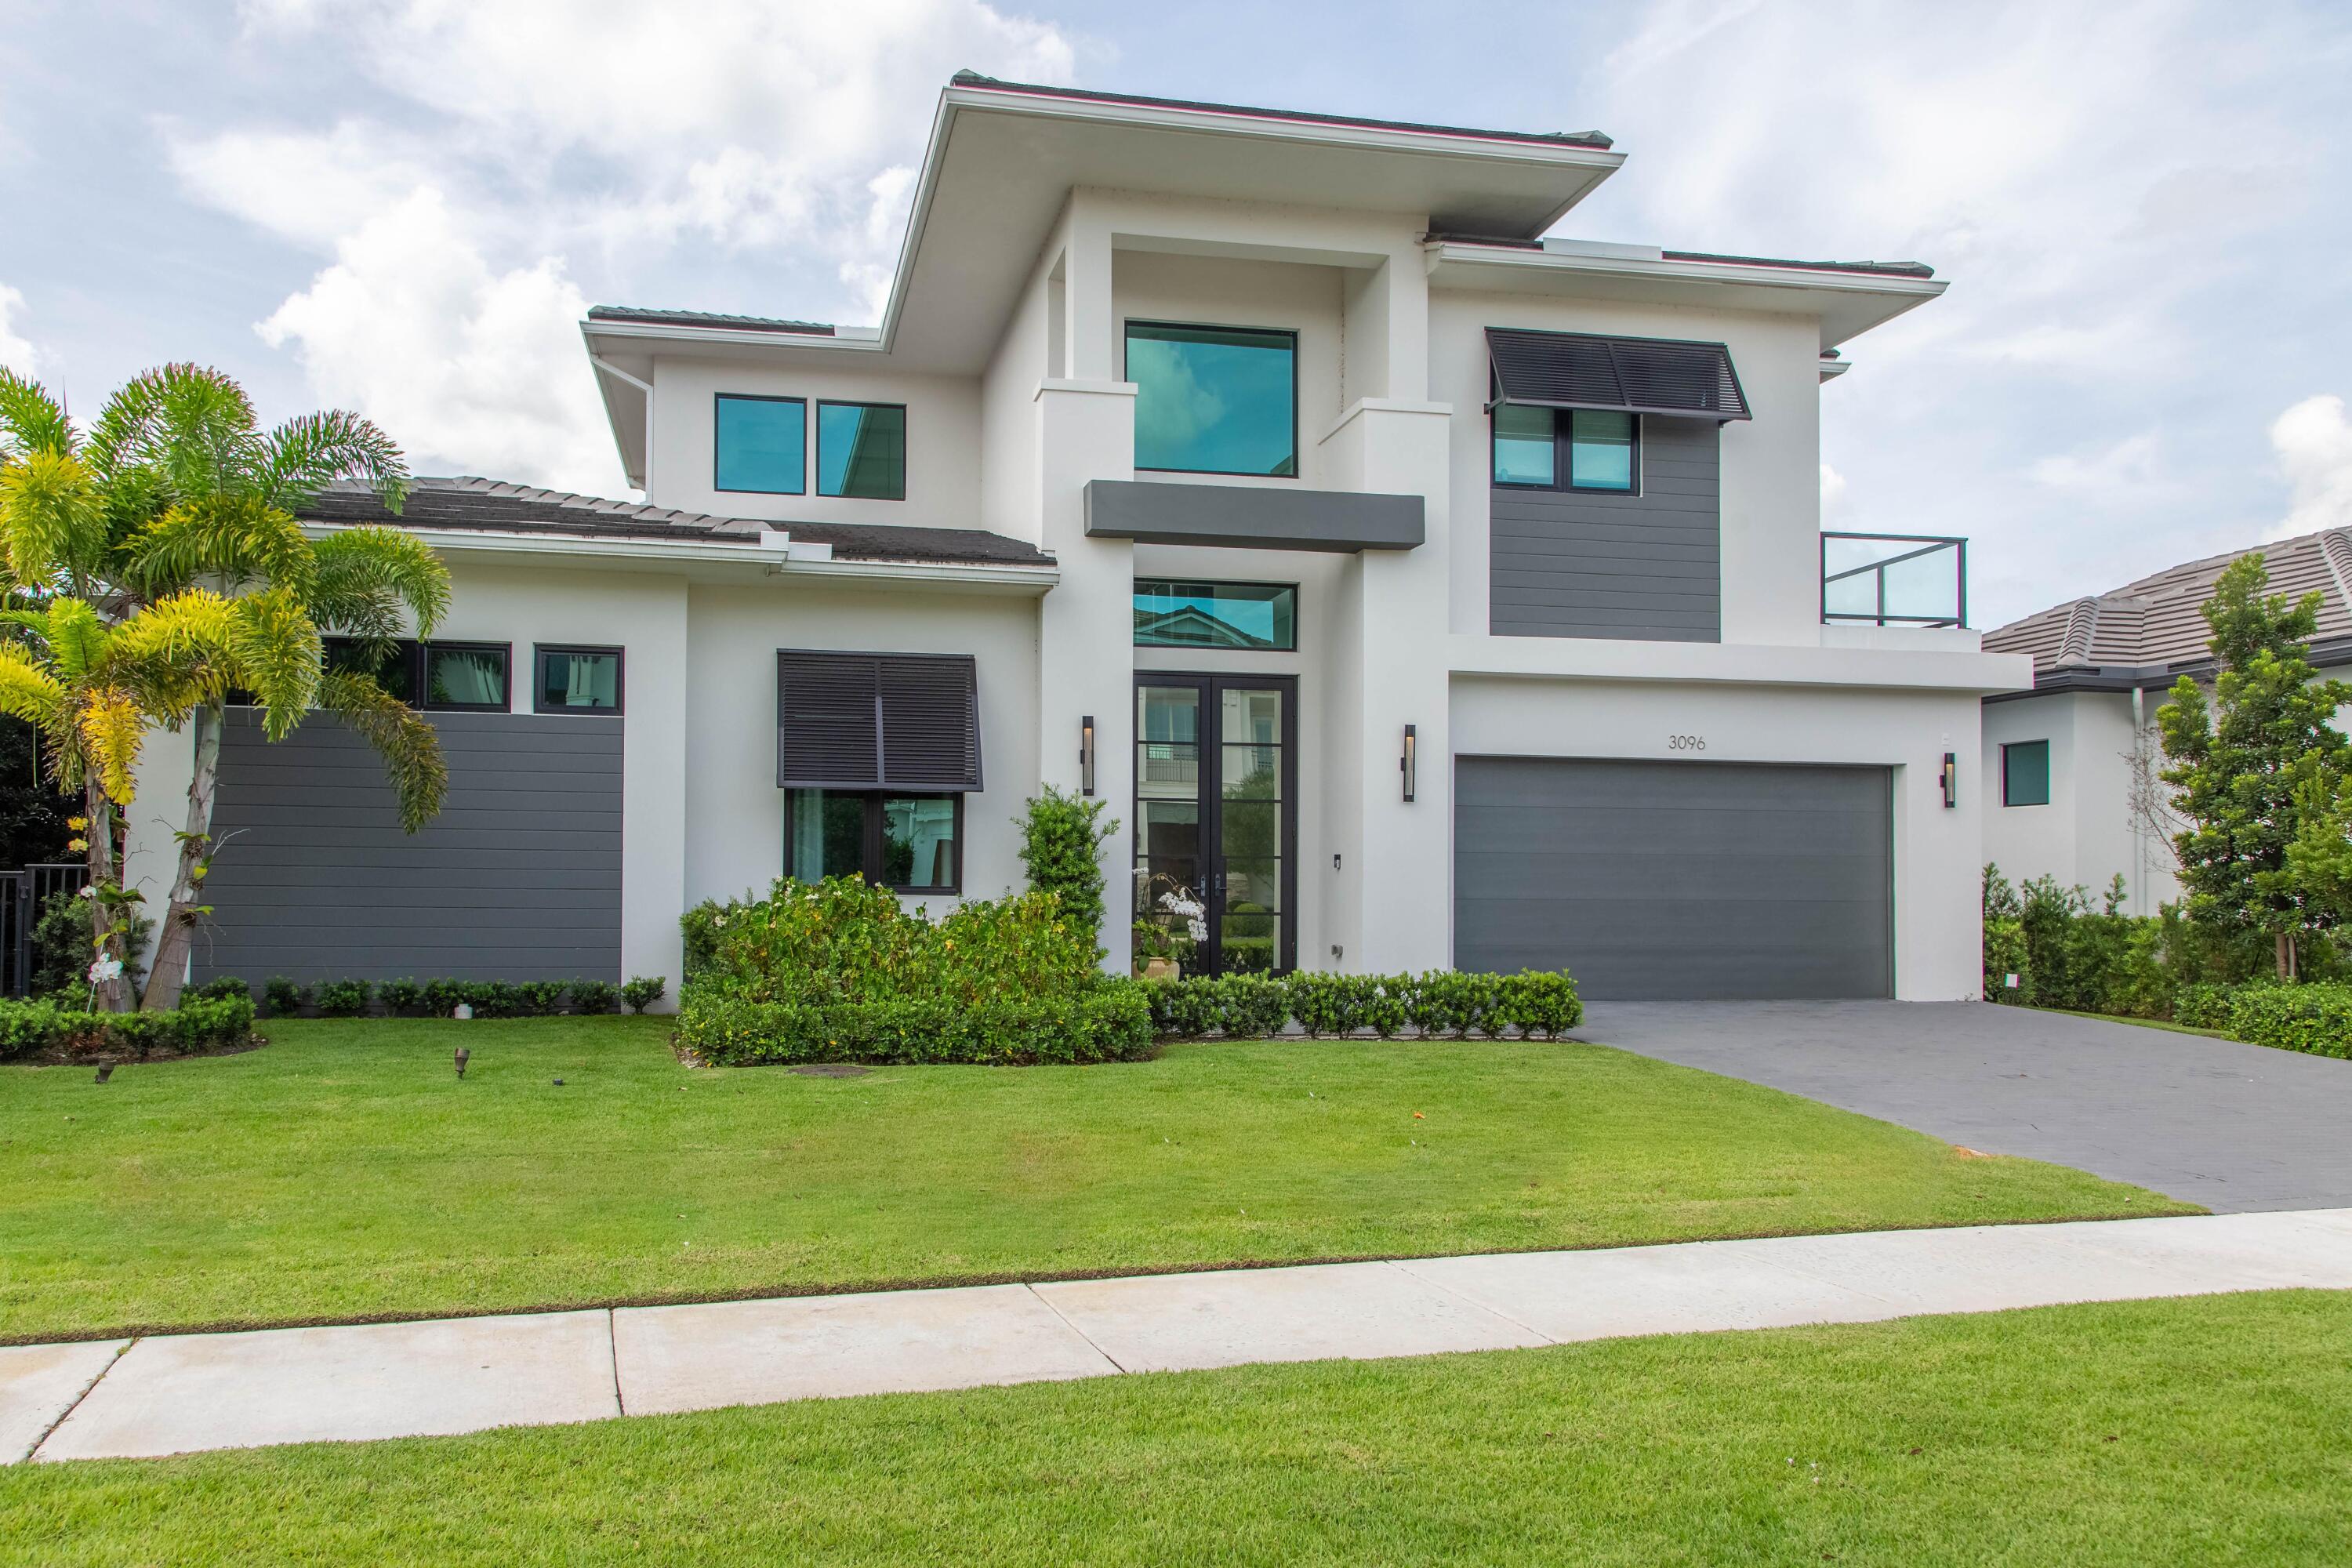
[1486,328,1751,422]
[776,651,982,791]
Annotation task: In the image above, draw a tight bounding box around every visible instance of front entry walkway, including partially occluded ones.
[9,1209,2351,1463]
[1581,1001,2352,1213]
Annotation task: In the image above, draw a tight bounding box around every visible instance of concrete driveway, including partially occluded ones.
[1577,1001,2352,1214]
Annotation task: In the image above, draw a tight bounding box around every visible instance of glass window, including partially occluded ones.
[424,644,509,711]
[715,394,806,495]
[1133,580,1297,651]
[786,789,867,880]
[1491,404,1557,486]
[2002,741,2051,808]
[881,795,958,892]
[816,402,906,499]
[1125,321,1297,477]
[1568,410,1637,492]
[785,789,961,892]
[535,647,622,713]
[323,637,417,703]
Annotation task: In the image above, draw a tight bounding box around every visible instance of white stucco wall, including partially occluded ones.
[1454,677,1987,1000]
[1982,689,2179,915]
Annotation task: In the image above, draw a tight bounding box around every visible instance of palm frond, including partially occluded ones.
[318,670,446,831]
[77,687,143,804]
[310,524,451,638]
[0,368,75,461]
[38,597,111,683]
[0,449,107,590]
[225,586,323,741]
[125,495,316,599]
[258,410,409,513]
[85,364,259,510]
[0,641,64,727]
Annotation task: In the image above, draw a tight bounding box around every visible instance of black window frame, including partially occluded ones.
[783,788,964,895]
[1488,402,1644,496]
[814,399,908,501]
[420,641,513,713]
[1132,579,1301,652]
[532,644,626,716]
[713,392,808,496]
[2001,739,2052,808]
[1123,318,1301,480]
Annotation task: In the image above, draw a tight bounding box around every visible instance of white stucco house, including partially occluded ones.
[129,73,2030,1002]
[1982,525,2352,916]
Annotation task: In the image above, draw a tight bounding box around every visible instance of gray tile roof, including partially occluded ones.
[949,71,1613,151]
[303,477,1054,569]
[1985,526,2352,678]
[585,305,836,336]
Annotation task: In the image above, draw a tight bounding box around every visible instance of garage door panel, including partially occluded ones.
[1454,757,1891,1000]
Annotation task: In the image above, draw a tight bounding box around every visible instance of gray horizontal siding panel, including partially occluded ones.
[1086,477,1424,552]
[194,710,625,986]
[1489,416,1721,643]
[1454,757,1891,1000]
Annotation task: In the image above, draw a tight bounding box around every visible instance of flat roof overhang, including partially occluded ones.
[1084,478,1424,552]
[1428,241,1949,351]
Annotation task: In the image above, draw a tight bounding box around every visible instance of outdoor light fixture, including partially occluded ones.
[1080,714,1097,797]
[1401,724,1417,803]
[1941,751,1958,809]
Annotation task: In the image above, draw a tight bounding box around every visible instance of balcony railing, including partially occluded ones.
[1820,532,1968,628]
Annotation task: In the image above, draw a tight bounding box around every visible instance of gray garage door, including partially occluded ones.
[1454,757,1891,1000]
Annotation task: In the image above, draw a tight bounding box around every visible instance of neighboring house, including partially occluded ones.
[1981,527,2352,916]
[127,72,2030,1002]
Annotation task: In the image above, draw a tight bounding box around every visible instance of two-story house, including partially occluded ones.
[129,73,2032,1002]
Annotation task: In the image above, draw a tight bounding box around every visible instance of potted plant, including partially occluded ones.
[1131,919,1177,981]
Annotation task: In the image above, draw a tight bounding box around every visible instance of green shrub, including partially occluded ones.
[622,976,666,1014]
[28,888,152,1001]
[186,976,251,1004]
[379,979,426,1016]
[263,977,305,1018]
[1141,969,1581,1041]
[2172,982,2238,1031]
[463,981,524,1019]
[2227,983,2352,1059]
[314,979,372,1018]
[1017,785,1116,955]
[420,978,467,1017]
[568,979,619,1014]
[516,980,567,1017]
[0,991,256,1062]
[679,982,1153,1067]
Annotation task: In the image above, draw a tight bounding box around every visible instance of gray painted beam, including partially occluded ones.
[1085,479,1424,552]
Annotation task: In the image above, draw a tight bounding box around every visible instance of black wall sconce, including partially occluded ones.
[1400,724,1417,803]
[1940,750,1958,809]
[1080,714,1097,797]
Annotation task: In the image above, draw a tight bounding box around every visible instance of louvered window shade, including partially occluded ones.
[1486,328,1751,422]
[775,652,982,791]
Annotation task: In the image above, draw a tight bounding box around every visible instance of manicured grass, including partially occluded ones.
[5,1290,2347,1565]
[0,1018,2189,1341]
[2029,1004,2235,1040]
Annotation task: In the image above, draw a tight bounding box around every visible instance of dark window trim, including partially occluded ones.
[783,789,965,895]
[1489,398,1643,495]
[532,644,626,716]
[813,398,908,501]
[1132,578,1301,652]
[713,392,808,496]
[1123,318,1301,480]
[2001,739,2052,808]
[422,641,513,713]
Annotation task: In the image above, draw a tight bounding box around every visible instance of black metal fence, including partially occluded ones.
[1,862,90,998]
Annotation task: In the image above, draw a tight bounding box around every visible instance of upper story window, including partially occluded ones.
[2002,740,2051,807]
[535,645,623,713]
[817,401,906,500]
[1491,405,1640,494]
[321,638,510,713]
[715,394,806,495]
[1126,321,1297,478]
[1134,579,1298,651]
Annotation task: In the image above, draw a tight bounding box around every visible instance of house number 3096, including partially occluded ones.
[1668,735,1707,750]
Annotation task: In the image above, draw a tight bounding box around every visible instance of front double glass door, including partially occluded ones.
[1134,675,1296,976]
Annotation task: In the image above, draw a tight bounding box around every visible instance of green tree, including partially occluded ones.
[1017,785,1116,956]
[2158,554,2352,980]
[0,365,451,1010]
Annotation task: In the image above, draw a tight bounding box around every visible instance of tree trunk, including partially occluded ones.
[83,785,132,1013]
[139,702,223,1013]
[2276,931,2299,983]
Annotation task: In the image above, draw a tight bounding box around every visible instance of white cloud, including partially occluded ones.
[2027,431,2166,503]
[257,190,614,492]
[1819,462,1847,516]
[2267,394,2352,541]
[0,282,34,376]
[166,121,445,250]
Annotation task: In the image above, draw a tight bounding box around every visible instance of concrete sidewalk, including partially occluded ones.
[11,1209,2352,1464]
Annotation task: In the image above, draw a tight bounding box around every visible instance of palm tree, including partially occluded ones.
[0,365,452,1010]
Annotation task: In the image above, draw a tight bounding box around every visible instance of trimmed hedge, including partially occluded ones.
[2227,983,2352,1060]
[1144,970,1583,1040]
[0,992,258,1062]
[679,985,1154,1066]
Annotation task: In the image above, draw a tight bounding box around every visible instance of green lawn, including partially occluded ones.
[0,1018,2187,1342]
[5,1290,2345,1565]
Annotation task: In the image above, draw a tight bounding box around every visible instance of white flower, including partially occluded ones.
[87,956,124,983]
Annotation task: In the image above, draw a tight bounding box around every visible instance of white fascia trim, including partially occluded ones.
[1430,241,1949,305]
[580,318,886,355]
[1819,359,1852,381]
[299,521,1059,590]
[1449,633,2034,695]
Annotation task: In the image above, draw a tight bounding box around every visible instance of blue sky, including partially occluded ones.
[2,0,2349,629]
